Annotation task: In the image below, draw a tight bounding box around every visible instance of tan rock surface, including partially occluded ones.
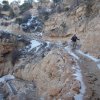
[14,49,81,99]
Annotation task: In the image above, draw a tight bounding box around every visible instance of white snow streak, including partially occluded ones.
[76,50,100,62]
[76,50,100,69]
[73,65,86,100]
[28,40,41,52]
[0,74,15,83]
[65,47,86,100]
[65,47,79,60]
[97,64,100,69]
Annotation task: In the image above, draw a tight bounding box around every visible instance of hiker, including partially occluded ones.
[71,34,80,49]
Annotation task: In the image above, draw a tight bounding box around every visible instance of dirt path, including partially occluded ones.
[77,53,100,100]
[65,47,100,100]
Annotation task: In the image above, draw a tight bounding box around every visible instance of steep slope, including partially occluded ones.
[13,48,85,99]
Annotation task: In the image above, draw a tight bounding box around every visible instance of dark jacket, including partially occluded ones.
[71,35,79,42]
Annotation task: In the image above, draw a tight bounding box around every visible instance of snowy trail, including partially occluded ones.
[64,47,86,100]
[76,50,100,63]
[65,46,100,69]
[64,46,100,100]
[65,47,79,60]
[73,64,86,100]
[76,50,100,69]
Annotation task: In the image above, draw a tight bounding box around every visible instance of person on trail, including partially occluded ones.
[71,34,80,49]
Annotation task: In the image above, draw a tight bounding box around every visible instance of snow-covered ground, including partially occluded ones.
[65,47,79,60]
[73,64,86,100]
[76,50,100,62]
[76,50,100,69]
[0,74,15,83]
[65,46,100,69]
[65,46,86,100]
[28,40,41,52]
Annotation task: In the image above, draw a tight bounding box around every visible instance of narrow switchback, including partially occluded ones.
[76,50,100,70]
[64,47,86,100]
[73,63,86,100]
[64,46,100,100]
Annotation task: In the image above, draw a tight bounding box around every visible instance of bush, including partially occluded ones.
[38,7,50,21]
[20,3,32,14]
[22,11,31,23]
[84,0,93,17]
[2,4,10,11]
[11,50,21,66]
[9,9,15,18]
[15,18,23,25]
[53,0,61,4]
[2,1,9,5]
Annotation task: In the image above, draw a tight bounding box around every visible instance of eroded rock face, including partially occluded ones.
[43,12,69,37]
[14,49,81,99]
[81,15,100,57]
[0,32,30,76]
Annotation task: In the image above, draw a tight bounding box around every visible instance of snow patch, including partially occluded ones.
[46,41,50,47]
[77,50,100,62]
[28,40,41,52]
[65,47,79,60]
[40,32,42,36]
[65,47,85,100]
[0,74,15,83]
[76,50,100,69]
[97,64,100,69]
[73,64,86,100]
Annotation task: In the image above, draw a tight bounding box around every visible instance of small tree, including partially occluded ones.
[2,5,10,11]
[53,0,62,4]
[39,0,50,4]
[84,0,93,17]
[15,17,23,25]
[11,49,21,66]
[2,1,9,5]
[22,11,31,23]
[20,2,33,14]
[9,9,15,18]
[0,4,2,15]
[26,0,33,4]
[2,1,11,11]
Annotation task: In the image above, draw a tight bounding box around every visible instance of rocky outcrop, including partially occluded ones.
[13,49,81,99]
[43,12,70,37]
